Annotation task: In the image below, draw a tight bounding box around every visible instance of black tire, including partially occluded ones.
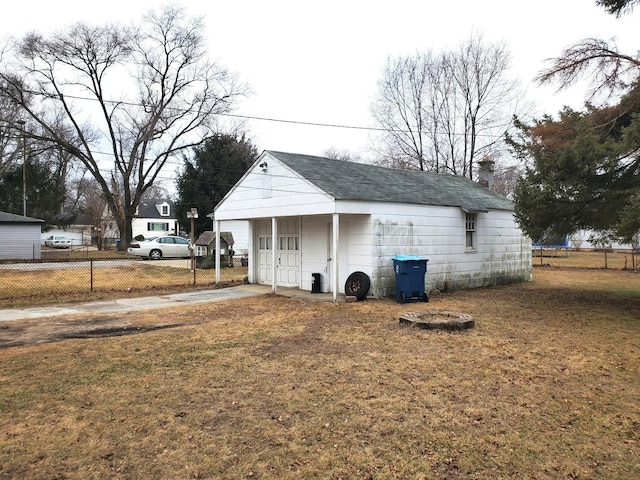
[149,249,162,260]
[422,293,429,302]
[344,271,370,301]
[399,292,407,303]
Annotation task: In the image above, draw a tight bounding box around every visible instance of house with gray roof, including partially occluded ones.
[131,198,179,240]
[214,151,532,301]
[0,211,44,260]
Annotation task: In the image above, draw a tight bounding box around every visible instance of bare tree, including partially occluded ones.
[0,6,245,248]
[322,147,363,163]
[0,44,26,175]
[141,183,172,202]
[492,163,524,197]
[371,34,524,180]
[371,52,434,171]
[77,177,115,251]
[0,104,21,175]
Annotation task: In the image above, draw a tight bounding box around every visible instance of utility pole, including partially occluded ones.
[17,120,27,216]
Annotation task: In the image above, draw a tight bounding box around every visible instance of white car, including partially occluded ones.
[127,235,192,260]
[44,235,72,249]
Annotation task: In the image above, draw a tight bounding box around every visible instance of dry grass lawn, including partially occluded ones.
[0,262,639,479]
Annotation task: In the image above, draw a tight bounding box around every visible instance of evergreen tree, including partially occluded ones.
[0,159,67,227]
[175,134,258,237]
[510,84,640,242]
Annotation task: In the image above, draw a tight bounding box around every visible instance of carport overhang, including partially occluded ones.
[213,211,343,303]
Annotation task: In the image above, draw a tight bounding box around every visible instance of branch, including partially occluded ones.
[537,38,640,98]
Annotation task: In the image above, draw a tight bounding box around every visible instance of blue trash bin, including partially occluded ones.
[392,255,429,303]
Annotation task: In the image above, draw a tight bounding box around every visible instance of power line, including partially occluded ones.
[29,90,509,138]
[221,112,387,132]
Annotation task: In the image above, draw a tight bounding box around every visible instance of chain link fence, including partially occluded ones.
[0,246,248,308]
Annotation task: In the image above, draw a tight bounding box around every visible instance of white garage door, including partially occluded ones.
[256,218,300,287]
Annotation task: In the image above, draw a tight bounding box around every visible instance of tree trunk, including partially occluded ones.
[116,216,133,251]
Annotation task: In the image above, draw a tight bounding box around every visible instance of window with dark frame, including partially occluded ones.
[465,213,476,250]
[147,222,170,232]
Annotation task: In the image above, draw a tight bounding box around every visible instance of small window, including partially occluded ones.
[465,213,476,250]
[259,237,272,250]
[161,205,169,216]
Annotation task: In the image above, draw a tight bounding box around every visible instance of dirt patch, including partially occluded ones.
[0,316,196,349]
[57,322,184,339]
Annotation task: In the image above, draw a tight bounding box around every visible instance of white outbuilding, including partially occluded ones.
[214,151,532,301]
[0,211,44,260]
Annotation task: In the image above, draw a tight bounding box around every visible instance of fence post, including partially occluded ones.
[90,259,93,292]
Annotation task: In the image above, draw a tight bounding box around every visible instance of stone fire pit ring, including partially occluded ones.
[399,310,474,331]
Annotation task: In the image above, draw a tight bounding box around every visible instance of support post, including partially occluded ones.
[272,217,278,294]
[215,219,221,284]
[332,213,339,303]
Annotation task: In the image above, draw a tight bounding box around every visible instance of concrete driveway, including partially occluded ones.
[0,284,339,322]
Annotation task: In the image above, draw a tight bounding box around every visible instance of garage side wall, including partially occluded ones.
[369,205,532,298]
[0,223,42,260]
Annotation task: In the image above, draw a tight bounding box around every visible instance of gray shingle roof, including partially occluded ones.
[267,151,513,212]
[0,211,44,223]
[136,199,175,219]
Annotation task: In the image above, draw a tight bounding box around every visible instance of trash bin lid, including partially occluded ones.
[392,255,427,262]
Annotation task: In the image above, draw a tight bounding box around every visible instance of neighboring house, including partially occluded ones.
[570,230,637,251]
[0,211,44,260]
[214,151,532,301]
[41,213,93,246]
[131,199,179,240]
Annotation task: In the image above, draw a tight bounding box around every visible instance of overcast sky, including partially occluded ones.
[1,1,637,170]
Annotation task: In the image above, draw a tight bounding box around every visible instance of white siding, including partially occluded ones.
[131,217,179,239]
[219,220,249,254]
[1,224,42,260]
[215,152,336,220]
[300,216,330,291]
[369,204,531,297]
[299,214,373,294]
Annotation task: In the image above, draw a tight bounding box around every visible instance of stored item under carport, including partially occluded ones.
[392,255,429,303]
[344,271,370,301]
[311,273,321,293]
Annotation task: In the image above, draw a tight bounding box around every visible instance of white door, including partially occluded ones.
[256,218,300,287]
[276,218,300,286]
[257,220,273,284]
